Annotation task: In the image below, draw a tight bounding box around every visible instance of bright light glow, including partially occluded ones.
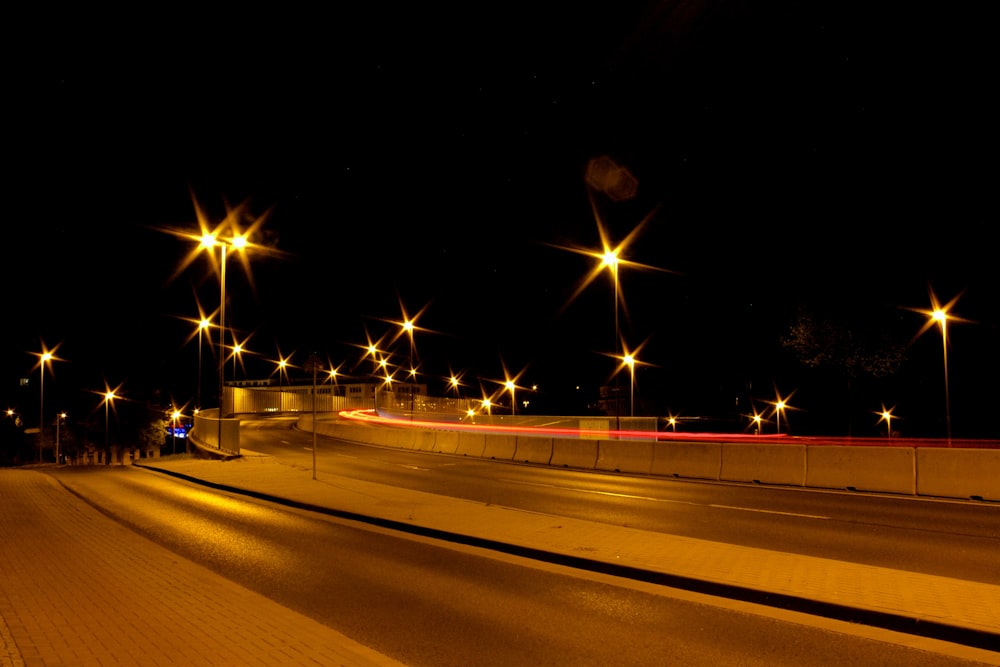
[876,404,897,439]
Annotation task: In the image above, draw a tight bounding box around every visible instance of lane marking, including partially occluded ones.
[709,504,828,519]
[503,478,829,519]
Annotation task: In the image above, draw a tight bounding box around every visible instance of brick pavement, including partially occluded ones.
[0,469,402,667]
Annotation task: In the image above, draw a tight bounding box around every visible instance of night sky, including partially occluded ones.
[5,3,997,438]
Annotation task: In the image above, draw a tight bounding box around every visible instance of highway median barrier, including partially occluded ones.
[595,439,654,474]
[550,437,598,469]
[515,435,555,465]
[720,442,807,486]
[806,445,916,495]
[650,441,722,480]
[479,433,514,460]
[916,448,1000,501]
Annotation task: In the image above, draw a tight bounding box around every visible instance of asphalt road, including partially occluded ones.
[242,417,1000,584]
[47,465,989,667]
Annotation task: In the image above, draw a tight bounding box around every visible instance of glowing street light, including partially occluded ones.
[55,412,66,464]
[769,389,796,435]
[197,317,211,409]
[274,351,295,390]
[170,408,182,455]
[103,388,119,453]
[232,342,244,381]
[906,288,969,442]
[876,404,897,440]
[482,398,492,417]
[32,342,62,464]
[622,353,636,417]
[505,379,517,417]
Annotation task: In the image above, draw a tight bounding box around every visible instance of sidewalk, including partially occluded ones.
[0,468,404,667]
[136,451,1000,659]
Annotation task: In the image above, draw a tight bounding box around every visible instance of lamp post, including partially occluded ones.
[232,342,243,382]
[55,412,66,464]
[103,390,117,455]
[907,289,966,443]
[931,308,952,442]
[170,408,181,455]
[601,249,621,417]
[505,380,516,417]
[304,354,323,480]
[623,353,636,417]
[199,229,247,449]
[877,405,895,440]
[38,350,52,463]
[33,344,61,464]
[197,318,211,410]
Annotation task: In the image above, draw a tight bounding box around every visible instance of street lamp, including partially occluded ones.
[906,288,969,442]
[103,389,118,454]
[199,227,248,447]
[876,404,896,440]
[505,379,516,417]
[769,389,795,435]
[32,343,61,464]
[622,353,635,417]
[39,351,52,463]
[232,342,243,380]
[197,317,211,409]
[170,408,181,455]
[55,412,66,464]
[278,358,288,389]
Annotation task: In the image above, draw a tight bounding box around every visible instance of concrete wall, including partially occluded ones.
[514,436,554,465]
[916,448,1000,500]
[300,416,999,501]
[806,446,915,495]
[650,441,722,480]
[595,439,654,474]
[550,438,598,469]
[721,443,806,487]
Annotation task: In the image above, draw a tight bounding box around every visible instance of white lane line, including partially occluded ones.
[503,478,829,519]
[709,504,828,519]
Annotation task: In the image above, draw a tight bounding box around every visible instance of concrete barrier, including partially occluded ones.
[650,441,722,480]
[550,438,598,470]
[412,429,439,452]
[435,431,461,455]
[481,434,516,460]
[298,415,998,500]
[720,443,806,486]
[806,445,915,494]
[917,448,1000,501]
[595,439,654,474]
[377,426,417,450]
[514,436,554,465]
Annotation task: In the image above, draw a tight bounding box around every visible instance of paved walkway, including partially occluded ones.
[0,468,403,667]
[3,454,999,665]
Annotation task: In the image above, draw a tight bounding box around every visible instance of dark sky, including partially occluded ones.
[4,2,997,437]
